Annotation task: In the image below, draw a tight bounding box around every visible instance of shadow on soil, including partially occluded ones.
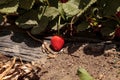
[66,42,105,56]
[65,43,83,54]
[66,41,119,57]
[83,44,105,56]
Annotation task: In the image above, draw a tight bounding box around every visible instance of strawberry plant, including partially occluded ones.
[0,0,120,39]
[0,0,120,79]
[0,0,97,34]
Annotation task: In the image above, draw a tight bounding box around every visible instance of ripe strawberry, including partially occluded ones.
[60,0,68,3]
[116,11,120,18]
[115,27,120,37]
[51,35,64,51]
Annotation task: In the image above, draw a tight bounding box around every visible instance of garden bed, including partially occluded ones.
[0,27,119,80]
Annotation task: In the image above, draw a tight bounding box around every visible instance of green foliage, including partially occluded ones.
[0,0,120,38]
[31,16,49,34]
[0,0,18,14]
[48,0,58,8]
[96,0,120,17]
[100,20,117,36]
[62,1,79,18]
[77,0,97,17]
[77,21,90,32]
[0,0,97,34]
[44,7,59,20]
[19,0,35,10]
[0,0,13,5]
[16,10,39,29]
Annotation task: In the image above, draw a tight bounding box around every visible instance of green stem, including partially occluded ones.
[46,0,50,6]
[57,16,61,35]
[38,5,47,20]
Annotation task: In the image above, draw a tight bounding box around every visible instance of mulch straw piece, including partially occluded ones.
[0,57,41,80]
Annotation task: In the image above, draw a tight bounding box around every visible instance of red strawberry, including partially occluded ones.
[51,35,65,51]
[60,0,68,3]
[115,27,120,37]
[116,11,120,18]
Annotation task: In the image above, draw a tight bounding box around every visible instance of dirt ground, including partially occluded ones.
[38,43,120,80]
[0,42,119,80]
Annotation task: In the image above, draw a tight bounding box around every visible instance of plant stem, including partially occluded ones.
[57,16,61,35]
[38,5,47,20]
[46,0,50,6]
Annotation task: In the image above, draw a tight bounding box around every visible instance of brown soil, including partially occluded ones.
[38,43,120,80]
[1,42,119,80]
[0,26,119,80]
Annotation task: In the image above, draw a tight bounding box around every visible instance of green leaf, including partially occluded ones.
[58,3,65,19]
[31,16,49,34]
[48,0,58,8]
[19,0,35,10]
[77,0,97,17]
[16,10,39,29]
[62,2,79,17]
[96,0,120,17]
[102,0,120,16]
[79,0,92,9]
[77,68,94,80]
[77,21,90,32]
[39,0,44,3]
[101,20,117,36]
[0,0,13,5]
[44,7,59,20]
[16,20,38,29]
[69,0,80,6]
[0,0,18,14]
[48,16,58,30]
[101,27,115,37]
[58,0,97,20]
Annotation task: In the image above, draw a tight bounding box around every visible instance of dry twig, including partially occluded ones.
[0,57,16,80]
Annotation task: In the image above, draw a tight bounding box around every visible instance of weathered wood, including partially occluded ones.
[0,29,47,62]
